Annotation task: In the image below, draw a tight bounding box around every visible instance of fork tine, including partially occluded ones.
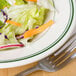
[55,33,76,55]
[53,40,76,65]
[49,33,76,61]
[53,48,74,65]
[50,46,70,61]
[50,40,76,63]
[55,53,76,71]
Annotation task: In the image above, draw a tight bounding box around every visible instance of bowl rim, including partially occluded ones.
[0,0,75,63]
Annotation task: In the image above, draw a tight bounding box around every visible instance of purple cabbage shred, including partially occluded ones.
[0,9,8,29]
[0,33,2,35]
[35,26,39,29]
[5,35,8,39]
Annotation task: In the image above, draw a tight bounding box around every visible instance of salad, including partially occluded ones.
[0,0,54,50]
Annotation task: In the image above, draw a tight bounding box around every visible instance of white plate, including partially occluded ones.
[0,0,75,68]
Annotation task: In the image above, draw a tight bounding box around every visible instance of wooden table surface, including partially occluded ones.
[0,51,76,76]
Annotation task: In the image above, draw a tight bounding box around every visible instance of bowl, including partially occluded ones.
[0,0,75,68]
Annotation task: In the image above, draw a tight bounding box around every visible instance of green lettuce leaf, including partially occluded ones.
[0,0,10,9]
[7,5,46,34]
[0,21,3,26]
[15,0,27,5]
[0,34,9,45]
[37,0,54,11]
[1,4,47,44]
[48,0,54,7]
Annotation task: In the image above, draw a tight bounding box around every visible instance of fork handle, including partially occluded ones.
[16,66,40,76]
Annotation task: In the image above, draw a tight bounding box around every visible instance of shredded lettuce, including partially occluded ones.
[6,0,16,5]
[7,5,46,33]
[0,0,10,9]
[6,0,27,5]
[37,0,54,11]
[48,0,54,7]
[0,21,3,26]
[0,0,55,49]
[7,31,18,43]
[15,0,27,5]
[0,0,54,47]
[0,34,5,45]
[1,4,47,44]
[0,34,8,45]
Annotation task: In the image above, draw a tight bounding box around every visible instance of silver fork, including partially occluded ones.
[16,33,76,76]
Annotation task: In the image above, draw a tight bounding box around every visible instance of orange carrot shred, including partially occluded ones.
[23,20,54,38]
[6,20,21,26]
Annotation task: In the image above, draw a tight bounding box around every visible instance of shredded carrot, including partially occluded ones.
[26,0,37,2]
[6,20,21,26]
[23,20,54,38]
